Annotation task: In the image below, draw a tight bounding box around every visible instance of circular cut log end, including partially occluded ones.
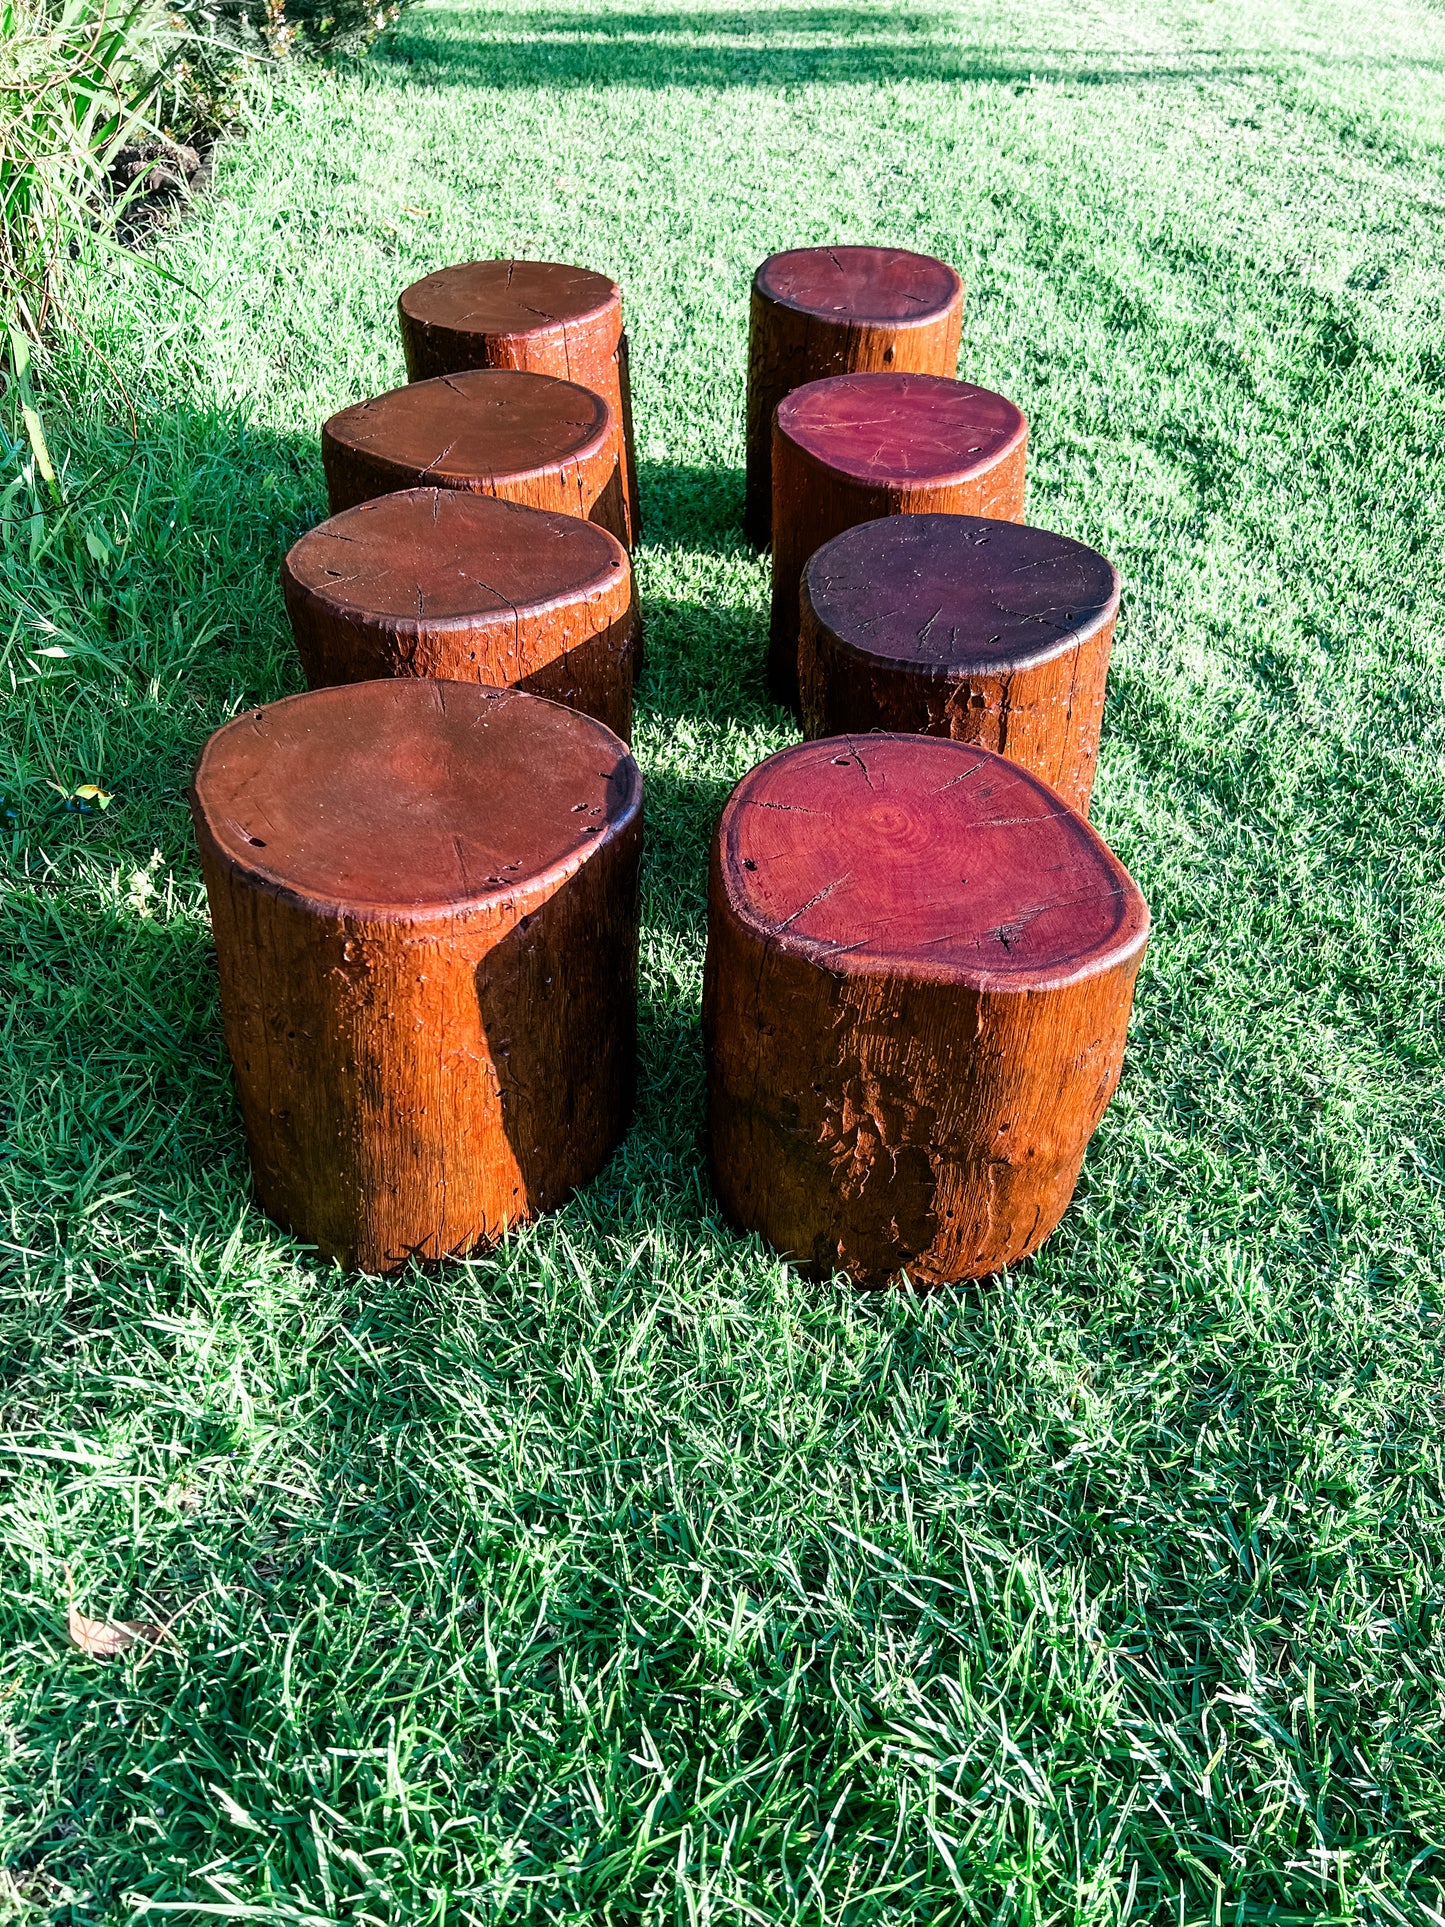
[798,513,1120,811]
[767,374,1029,710]
[397,260,639,547]
[280,489,636,741]
[703,735,1147,1286]
[319,369,626,545]
[744,247,964,550]
[190,681,641,1272]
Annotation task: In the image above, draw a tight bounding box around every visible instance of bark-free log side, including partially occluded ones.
[703,735,1147,1287]
[799,514,1119,814]
[321,368,627,545]
[190,681,642,1273]
[281,489,639,742]
[745,246,962,547]
[399,259,642,547]
[769,372,1027,710]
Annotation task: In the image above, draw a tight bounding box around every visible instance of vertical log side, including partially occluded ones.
[282,576,640,745]
[767,430,1028,711]
[197,814,641,1273]
[702,846,1142,1286]
[797,599,1117,816]
[744,292,963,548]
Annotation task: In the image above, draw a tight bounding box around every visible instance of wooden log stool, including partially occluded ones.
[321,369,628,546]
[399,260,642,548]
[799,514,1119,815]
[281,489,638,743]
[190,680,642,1273]
[745,246,963,547]
[703,736,1148,1287]
[769,372,1027,710]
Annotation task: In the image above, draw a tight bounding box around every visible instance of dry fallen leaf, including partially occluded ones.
[67,1602,165,1658]
[401,204,432,218]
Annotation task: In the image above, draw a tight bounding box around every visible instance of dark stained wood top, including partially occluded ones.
[284,489,628,627]
[716,736,1147,992]
[755,247,961,326]
[777,373,1025,488]
[804,514,1119,674]
[399,260,620,340]
[322,370,612,488]
[192,682,639,920]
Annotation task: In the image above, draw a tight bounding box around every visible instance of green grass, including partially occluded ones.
[3,0,1445,1919]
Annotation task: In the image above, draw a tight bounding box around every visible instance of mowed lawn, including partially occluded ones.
[3,0,1445,1919]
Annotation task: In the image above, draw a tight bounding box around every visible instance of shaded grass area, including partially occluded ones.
[2,0,1445,1919]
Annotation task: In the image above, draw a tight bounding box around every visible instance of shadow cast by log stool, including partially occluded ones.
[635,461,748,556]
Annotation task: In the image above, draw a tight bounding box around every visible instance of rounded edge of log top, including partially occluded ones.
[798,515,1120,812]
[399,259,620,348]
[320,369,623,536]
[754,246,962,327]
[193,680,638,923]
[280,489,637,739]
[703,735,1148,1286]
[717,735,1146,993]
[778,371,1025,489]
[804,514,1118,675]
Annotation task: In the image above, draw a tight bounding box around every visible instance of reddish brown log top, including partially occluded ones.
[717,736,1147,993]
[805,513,1119,673]
[192,680,639,921]
[778,374,1025,489]
[399,260,621,348]
[283,488,629,629]
[322,370,612,489]
[756,247,961,326]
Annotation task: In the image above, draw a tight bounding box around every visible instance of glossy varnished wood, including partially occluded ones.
[399,260,641,546]
[281,489,638,741]
[745,245,962,546]
[321,368,627,544]
[191,681,642,1272]
[703,735,1147,1286]
[769,372,1027,709]
[799,514,1119,813]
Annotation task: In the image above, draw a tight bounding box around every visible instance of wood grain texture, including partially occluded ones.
[744,246,962,547]
[190,681,642,1273]
[321,369,627,546]
[281,489,639,742]
[769,373,1027,710]
[702,735,1147,1287]
[798,513,1119,813]
[398,259,642,547]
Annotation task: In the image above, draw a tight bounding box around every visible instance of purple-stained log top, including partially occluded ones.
[755,246,961,326]
[191,681,639,920]
[399,260,620,341]
[777,373,1026,488]
[716,736,1147,992]
[323,370,612,487]
[283,489,628,627]
[804,514,1119,674]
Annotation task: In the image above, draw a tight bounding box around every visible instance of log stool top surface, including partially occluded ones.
[806,513,1119,674]
[756,247,961,325]
[285,488,628,627]
[324,370,611,490]
[718,736,1147,991]
[399,260,620,341]
[193,681,637,919]
[778,373,1025,489]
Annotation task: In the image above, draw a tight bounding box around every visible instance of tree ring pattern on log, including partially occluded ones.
[755,246,962,326]
[703,735,1148,1287]
[281,489,638,741]
[799,513,1120,812]
[321,368,627,544]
